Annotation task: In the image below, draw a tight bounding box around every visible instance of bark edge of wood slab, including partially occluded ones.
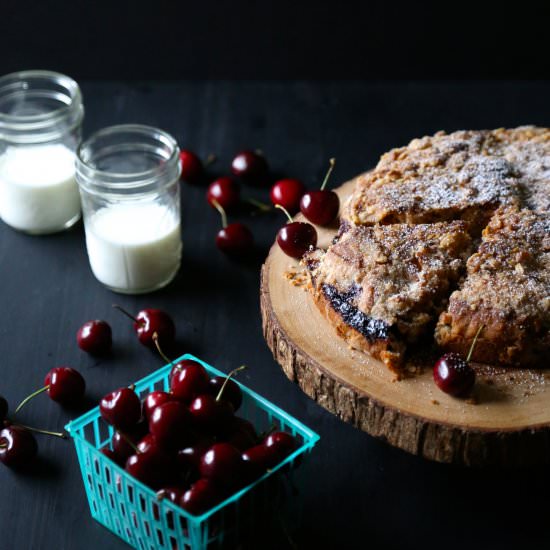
[260,176,550,468]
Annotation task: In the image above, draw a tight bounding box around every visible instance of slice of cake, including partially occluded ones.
[343,130,524,233]
[304,221,472,373]
[435,207,550,367]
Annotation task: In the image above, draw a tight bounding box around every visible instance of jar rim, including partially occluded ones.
[0,70,83,141]
[76,124,181,193]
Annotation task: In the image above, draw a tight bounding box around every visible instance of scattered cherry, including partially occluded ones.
[149,401,194,450]
[44,367,86,405]
[210,199,254,256]
[100,387,142,431]
[231,150,269,185]
[208,376,242,412]
[216,223,254,256]
[433,353,476,396]
[433,325,482,396]
[180,150,203,183]
[77,320,112,355]
[207,177,240,211]
[0,426,38,468]
[143,391,177,420]
[300,158,339,226]
[200,443,244,488]
[113,305,175,350]
[270,178,306,213]
[0,396,8,423]
[275,204,317,259]
[15,367,86,412]
[180,478,222,516]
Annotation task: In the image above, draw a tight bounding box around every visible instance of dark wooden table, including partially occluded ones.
[1,81,549,550]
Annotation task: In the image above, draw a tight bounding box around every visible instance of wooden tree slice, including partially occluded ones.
[261,175,550,467]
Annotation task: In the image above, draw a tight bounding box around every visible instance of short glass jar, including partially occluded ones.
[0,70,84,234]
[76,124,182,294]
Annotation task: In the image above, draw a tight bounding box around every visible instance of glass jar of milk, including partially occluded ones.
[0,70,84,234]
[76,124,182,294]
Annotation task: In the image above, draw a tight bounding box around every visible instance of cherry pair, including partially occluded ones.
[276,158,339,259]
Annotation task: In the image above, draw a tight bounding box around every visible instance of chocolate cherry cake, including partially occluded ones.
[305,126,549,372]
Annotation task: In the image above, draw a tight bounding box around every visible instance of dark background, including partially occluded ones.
[1,0,549,80]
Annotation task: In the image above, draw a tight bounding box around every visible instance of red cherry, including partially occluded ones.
[77,320,112,355]
[0,396,8,423]
[189,394,234,432]
[149,401,194,450]
[177,439,213,472]
[277,221,317,259]
[270,178,306,212]
[231,150,269,185]
[433,353,475,396]
[44,367,86,406]
[125,448,173,489]
[216,223,254,256]
[180,478,223,516]
[222,418,258,451]
[264,431,297,461]
[242,444,278,473]
[0,426,38,468]
[180,150,203,183]
[199,443,244,488]
[135,309,175,349]
[300,190,340,226]
[143,391,177,420]
[100,387,142,431]
[170,360,210,403]
[111,421,147,462]
[299,158,339,226]
[136,433,158,454]
[113,306,175,350]
[208,376,242,412]
[207,177,240,211]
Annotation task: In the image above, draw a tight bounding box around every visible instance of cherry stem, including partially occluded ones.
[274,204,293,223]
[320,158,336,191]
[246,197,271,213]
[466,324,485,363]
[15,385,49,413]
[211,199,228,229]
[152,332,174,366]
[204,153,217,167]
[112,304,140,324]
[15,423,66,439]
[216,365,247,402]
[0,442,6,450]
[119,431,139,454]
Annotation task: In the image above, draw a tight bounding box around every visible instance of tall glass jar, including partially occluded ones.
[76,124,182,294]
[0,70,84,234]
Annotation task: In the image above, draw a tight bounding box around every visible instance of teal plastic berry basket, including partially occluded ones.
[65,354,320,550]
